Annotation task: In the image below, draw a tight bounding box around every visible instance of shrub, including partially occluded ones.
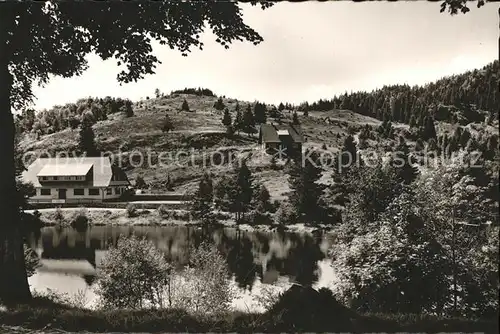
[126,203,137,218]
[157,204,170,218]
[24,245,41,278]
[247,210,273,225]
[181,99,190,112]
[71,208,89,231]
[95,234,172,309]
[170,241,234,315]
[275,202,298,225]
[54,207,65,225]
[135,175,147,189]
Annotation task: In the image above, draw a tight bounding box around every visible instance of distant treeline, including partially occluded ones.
[293,60,499,125]
[170,87,216,97]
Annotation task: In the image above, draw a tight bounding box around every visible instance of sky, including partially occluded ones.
[31,2,498,110]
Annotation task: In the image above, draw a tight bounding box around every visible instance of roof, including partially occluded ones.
[22,157,116,188]
[37,163,93,177]
[259,123,303,144]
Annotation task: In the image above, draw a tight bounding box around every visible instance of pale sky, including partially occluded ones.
[32,2,498,110]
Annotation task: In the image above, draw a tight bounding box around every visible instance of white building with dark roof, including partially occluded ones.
[22,157,130,203]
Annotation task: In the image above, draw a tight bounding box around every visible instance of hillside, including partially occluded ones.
[16,62,499,198]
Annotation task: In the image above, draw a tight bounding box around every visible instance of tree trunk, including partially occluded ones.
[0,10,32,304]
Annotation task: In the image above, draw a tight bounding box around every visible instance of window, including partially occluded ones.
[106,188,112,195]
[89,188,100,196]
[53,176,58,180]
[40,188,51,196]
[74,188,84,196]
[115,187,121,195]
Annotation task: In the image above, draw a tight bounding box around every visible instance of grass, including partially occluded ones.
[0,296,497,333]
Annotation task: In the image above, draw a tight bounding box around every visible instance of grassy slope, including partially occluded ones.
[19,92,498,200]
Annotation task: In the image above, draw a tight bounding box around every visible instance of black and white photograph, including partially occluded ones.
[0,0,498,332]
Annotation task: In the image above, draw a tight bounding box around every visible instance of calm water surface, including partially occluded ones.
[28,225,337,312]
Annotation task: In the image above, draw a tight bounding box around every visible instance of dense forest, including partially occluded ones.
[296,60,499,126]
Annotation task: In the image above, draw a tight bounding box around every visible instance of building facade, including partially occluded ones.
[258,123,303,157]
[22,157,130,203]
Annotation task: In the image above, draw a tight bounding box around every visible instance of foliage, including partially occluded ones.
[213,97,225,111]
[18,97,135,135]
[24,245,40,278]
[331,195,452,314]
[181,99,190,112]
[126,203,138,218]
[253,101,267,124]
[331,149,499,318]
[275,201,299,225]
[440,0,486,15]
[135,175,147,189]
[388,136,419,185]
[0,0,273,304]
[95,234,172,309]
[170,241,234,315]
[162,113,174,133]
[221,108,232,127]
[233,110,244,134]
[292,112,299,125]
[287,149,326,224]
[342,159,403,227]
[71,208,89,231]
[213,161,255,222]
[253,285,283,312]
[413,154,499,317]
[171,87,216,97]
[255,184,272,213]
[296,60,499,132]
[78,121,99,157]
[190,172,214,224]
[242,104,256,135]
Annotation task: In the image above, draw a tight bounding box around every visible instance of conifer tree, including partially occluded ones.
[292,111,300,125]
[243,105,256,135]
[389,136,419,185]
[78,120,99,157]
[162,113,174,133]
[234,110,244,134]
[335,135,358,174]
[253,102,267,124]
[222,108,232,127]
[278,102,285,111]
[422,116,437,140]
[256,184,272,213]
[213,97,225,111]
[331,135,359,206]
[181,99,190,112]
[287,149,325,224]
[191,172,214,224]
[233,160,254,222]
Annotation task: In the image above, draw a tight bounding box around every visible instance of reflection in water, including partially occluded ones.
[29,225,331,292]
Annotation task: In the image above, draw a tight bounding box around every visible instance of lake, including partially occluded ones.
[27,225,337,312]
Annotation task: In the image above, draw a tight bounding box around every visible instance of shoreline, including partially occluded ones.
[26,207,333,234]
